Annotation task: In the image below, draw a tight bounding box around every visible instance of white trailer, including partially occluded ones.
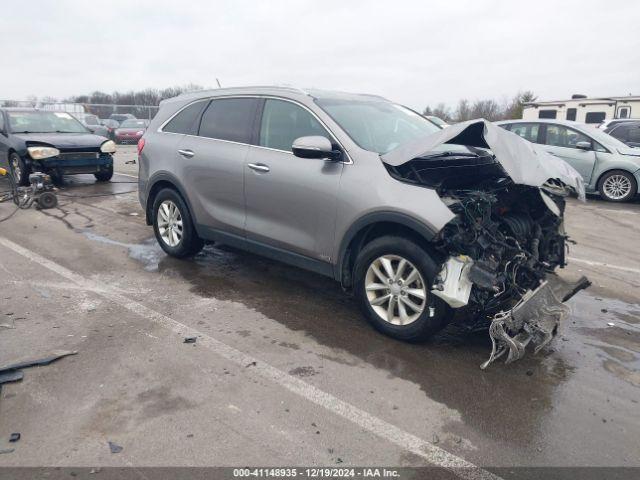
[522,95,640,125]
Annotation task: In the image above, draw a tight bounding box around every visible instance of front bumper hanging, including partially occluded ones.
[480,275,591,369]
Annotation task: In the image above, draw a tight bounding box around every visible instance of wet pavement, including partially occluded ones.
[0,155,639,474]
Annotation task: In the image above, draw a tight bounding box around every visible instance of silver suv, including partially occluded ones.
[139,87,589,368]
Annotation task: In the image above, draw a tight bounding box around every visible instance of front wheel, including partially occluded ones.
[598,170,637,202]
[8,152,29,186]
[152,188,204,258]
[94,166,113,182]
[353,236,452,342]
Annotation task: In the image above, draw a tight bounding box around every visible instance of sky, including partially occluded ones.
[1,0,639,111]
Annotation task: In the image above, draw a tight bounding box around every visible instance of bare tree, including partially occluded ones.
[423,91,537,123]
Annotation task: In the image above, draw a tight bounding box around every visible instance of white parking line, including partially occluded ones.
[114,172,138,179]
[0,236,499,480]
[568,257,640,275]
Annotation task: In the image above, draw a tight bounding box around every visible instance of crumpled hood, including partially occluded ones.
[381,119,586,200]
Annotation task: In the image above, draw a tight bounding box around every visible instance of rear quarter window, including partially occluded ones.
[163,101,207,135]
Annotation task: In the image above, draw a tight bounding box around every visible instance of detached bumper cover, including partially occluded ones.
[480,275,591,369]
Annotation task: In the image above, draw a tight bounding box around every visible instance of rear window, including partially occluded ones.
[198,98,257,143]
[163,101,207,135]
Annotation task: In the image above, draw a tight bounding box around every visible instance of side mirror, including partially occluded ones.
[576,141,591,151]
[292,136,341,161]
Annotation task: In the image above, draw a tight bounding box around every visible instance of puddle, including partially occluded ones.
[83,231,165,271]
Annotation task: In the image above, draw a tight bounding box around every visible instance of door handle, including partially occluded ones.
[178,149,195,158]
[248,163,270,173]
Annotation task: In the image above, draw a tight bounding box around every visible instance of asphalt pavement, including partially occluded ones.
[0,146,638,477]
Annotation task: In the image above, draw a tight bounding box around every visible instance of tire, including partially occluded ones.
[597,170,637,202]
[353,236,452,342]
[94,166,114,182]
[8,152,29,186]
[152,188,204,258]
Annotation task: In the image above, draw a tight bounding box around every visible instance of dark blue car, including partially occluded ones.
[0,108,115,185]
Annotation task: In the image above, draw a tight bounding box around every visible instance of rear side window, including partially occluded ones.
[509,123,541,143]
[163,101,207,135]
[198,98,258,143]
[259,99,329,152]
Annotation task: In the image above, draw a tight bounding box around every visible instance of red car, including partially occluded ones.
[114,119,149,144]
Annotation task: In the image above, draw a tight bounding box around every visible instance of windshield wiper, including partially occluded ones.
[417,151,480,160]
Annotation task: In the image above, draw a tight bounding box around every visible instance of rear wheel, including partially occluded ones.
[598,170,637,202]
[152,188,204,258]
[353,236,452,342]
[8,152,29,186]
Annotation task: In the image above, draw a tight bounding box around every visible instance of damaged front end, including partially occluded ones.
[382,119,591,368]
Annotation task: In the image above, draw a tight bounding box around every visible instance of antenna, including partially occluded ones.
[216,78,222,88]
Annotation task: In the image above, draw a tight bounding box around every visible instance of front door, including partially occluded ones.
[244,99,343,262]
[541,123,597,183]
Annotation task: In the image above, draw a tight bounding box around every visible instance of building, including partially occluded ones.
[522,94,640,124]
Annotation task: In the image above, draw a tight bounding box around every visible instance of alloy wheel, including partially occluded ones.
[157,200,183,247]
[603,174,632,200]
[10,156,21,184]
[364,255,427,326]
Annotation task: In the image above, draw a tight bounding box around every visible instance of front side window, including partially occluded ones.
[163,101,207,135]
[316,98,441,154]
[259,99,329,152]
[544,124,591,149]
[7,111,87,133]
[509,123,541,143]
[199,98,257,143]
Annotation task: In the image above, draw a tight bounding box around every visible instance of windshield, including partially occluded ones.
[315,98,459,154]
[8,111,88,134]
[120,119,147,128]
[581,123,630,150]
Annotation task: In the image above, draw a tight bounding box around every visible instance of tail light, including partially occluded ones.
[137,137,146,155]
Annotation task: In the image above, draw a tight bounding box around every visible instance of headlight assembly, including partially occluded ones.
[27,146,60,160]
[100,140,117,153]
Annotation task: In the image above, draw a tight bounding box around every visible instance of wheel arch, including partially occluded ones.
[335,212,440,289]
[145,172,195,226]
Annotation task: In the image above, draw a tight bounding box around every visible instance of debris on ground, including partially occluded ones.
[108,441,123,454]
[183,336,197,344]
[0,448,15,455]
[0,350,78,373]
[9,433,20,443]
[0,370,24,385]
[607,322,615,327]
[245,361,257,368]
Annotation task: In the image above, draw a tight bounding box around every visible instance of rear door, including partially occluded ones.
[175,97,259,237]
[244,98,343,262]
[541,123,597,183]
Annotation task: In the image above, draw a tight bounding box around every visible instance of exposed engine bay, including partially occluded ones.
[382,120,591,368]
